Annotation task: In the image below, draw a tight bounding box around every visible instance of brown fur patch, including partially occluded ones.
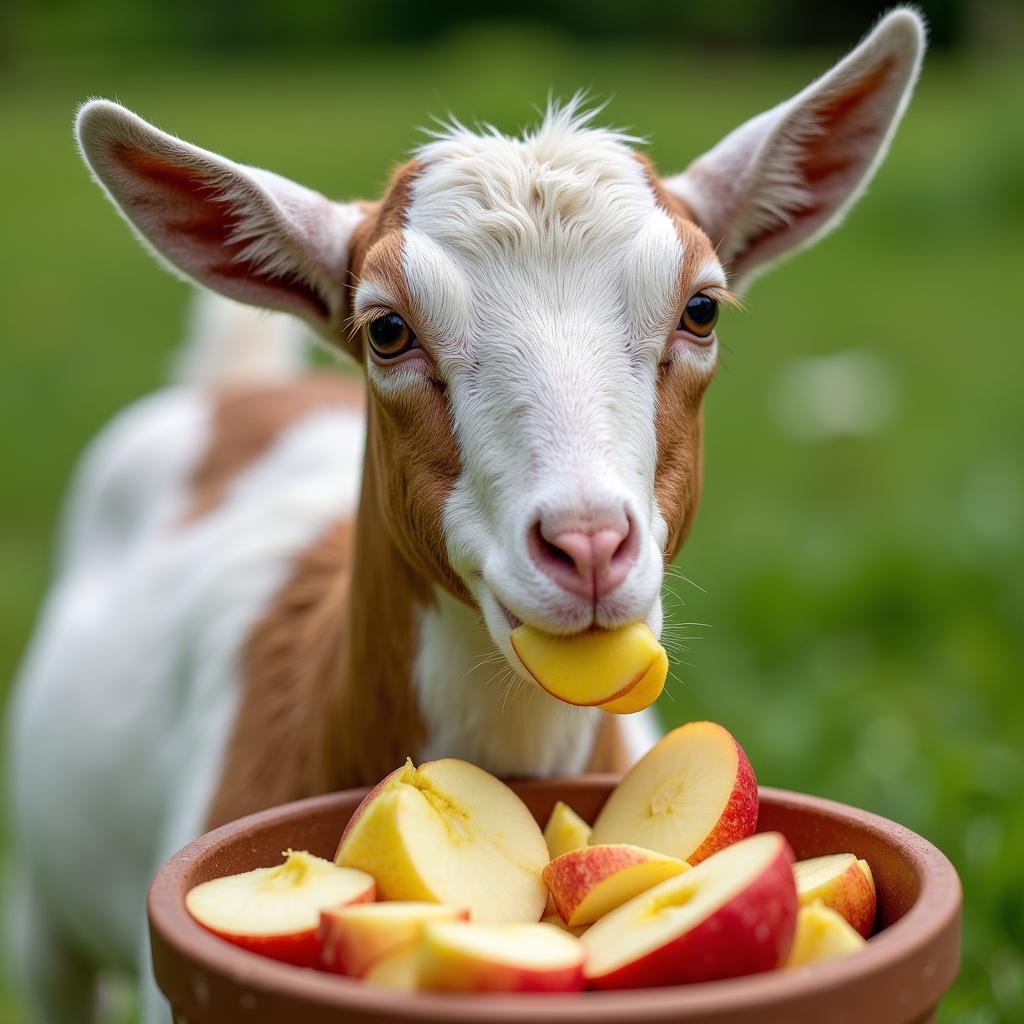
[204,518,356,828]
[343,161,423,359]
[635,153,693,224]
[654,366,708,561]
[636,154,718,561]
[206,159,462,828]
[204,493,430,830]
[181,373,364,523]
[345,160,470,604]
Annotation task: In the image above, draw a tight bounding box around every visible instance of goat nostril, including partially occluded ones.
[535,524,576,570]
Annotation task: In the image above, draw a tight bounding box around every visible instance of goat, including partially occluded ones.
[7,9,924,1021]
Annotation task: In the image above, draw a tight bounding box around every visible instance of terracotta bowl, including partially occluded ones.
[149,778,961,1024]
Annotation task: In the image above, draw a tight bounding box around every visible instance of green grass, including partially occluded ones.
[1,30,1022,1022]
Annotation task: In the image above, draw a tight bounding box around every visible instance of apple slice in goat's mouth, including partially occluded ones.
[185,850,374,967]
[589,720,758,864]
[582,832,798,989]
[509,622,667,713]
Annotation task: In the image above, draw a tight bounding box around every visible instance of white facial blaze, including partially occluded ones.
[399,108,705,668]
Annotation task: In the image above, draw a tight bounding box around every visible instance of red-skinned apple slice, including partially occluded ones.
[582,832,797,989]
[542,799,592,915]
[786,903,866,967]
[543,844,689,927]
[419,921,585,993]
[185,850,374,967]
[589,721,758,864]
[794,853,876,938]
[336,758,549,923]
[319,901,469,977]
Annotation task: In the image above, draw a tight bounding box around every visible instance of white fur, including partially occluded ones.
[415,587,602,775]
[8,393,365,1019]
[403,105,691,662]
[415,587,664,776]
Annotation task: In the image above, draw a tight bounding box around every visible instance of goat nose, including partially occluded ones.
[529,515,638,601]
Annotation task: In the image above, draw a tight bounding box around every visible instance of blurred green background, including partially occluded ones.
[1,0,1022,1021]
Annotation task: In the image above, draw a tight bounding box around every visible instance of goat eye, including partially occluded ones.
[366,313,416,359]
[679,293,719,338]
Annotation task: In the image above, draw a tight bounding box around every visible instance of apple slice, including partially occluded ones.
[319,901,469,977]
[786,903,866,967]
[543,800,592,860]
[589,721,757,864]
[336,758,548,923]
[363,942,420,991]
[542,800,593,914]
[543,844,689,927]
[419,921,585,993]
[509,622,667,713]
[794,854,876,938]
[185,850,374,967]
[582,831,797,989]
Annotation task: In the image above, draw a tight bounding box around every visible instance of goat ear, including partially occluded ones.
[664,7,925,292]
[75,99,364,343]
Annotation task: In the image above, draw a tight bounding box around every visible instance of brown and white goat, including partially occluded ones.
[7,10,923,1022]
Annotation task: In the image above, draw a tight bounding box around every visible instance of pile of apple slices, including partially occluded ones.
[186,721,878,994]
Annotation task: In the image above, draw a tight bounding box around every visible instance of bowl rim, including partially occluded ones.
[148,780,962,1022]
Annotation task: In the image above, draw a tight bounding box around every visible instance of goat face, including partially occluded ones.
[75,9,924,696]
[350,109,721,654]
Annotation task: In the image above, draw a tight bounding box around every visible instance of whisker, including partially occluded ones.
[662,569,707,593]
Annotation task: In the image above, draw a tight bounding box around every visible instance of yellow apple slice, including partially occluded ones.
[336,758,548,923]
[598,645,669,713]
[543,844,689,926]
[509,622,667,712]
[363,942,420,991]
[185,850,374,968]
[543,800,592,860]
[786,903,867,967]
[794,854,876,938]
[419,921,585,992]
[319,901,469,977]
[589,721,758,864]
